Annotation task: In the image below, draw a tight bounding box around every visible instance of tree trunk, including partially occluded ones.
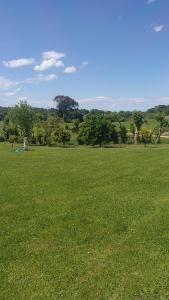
[134,127,139,144]
[155,127,161,144]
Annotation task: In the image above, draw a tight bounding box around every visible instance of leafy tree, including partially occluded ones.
[32,125,47,145]
[78,114,114,147]
[3,115,19,141]
[45,116,60,145]
[0,106,8,121]
[8,135,17,148]
[132,112,145,144]
[8,101,35,138]
[32,114,71,146]
[130,122,135,136]
[73,119,80,133]
[140,128,152,147]
[0,136,5,142]
[154,112,168,144]
[3,125,18,141]
[53,95,79,119]
[47,129,60,146]
[68,110,84,122]
[32,115,59,145]
[46,116,59,134]
[110,112,125,128]
[119,125,128,144]
[109,123,119,144]
[57,128,71,145]
[147,104,169,116]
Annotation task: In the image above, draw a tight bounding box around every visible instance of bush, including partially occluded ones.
[119,126,128,144]
[140,127,152,147]
[16,136,24,144]
[30,135,37,145]
[0,136,5,142]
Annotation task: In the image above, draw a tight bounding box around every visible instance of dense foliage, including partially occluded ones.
[0,106,8,121]
[1,97,169,147]
[78,114,116,147]
[53,95,79,121]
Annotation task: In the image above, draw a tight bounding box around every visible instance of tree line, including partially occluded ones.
[0,95,169,147]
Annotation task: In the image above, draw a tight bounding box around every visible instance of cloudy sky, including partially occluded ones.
[0,0,169,111]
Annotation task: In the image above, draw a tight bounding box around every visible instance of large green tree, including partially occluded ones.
[57,128,71,146]
[155,112,168,144]
[3,115,19,141]
[78,114,118,147]
[32,115,59,145]
[119,125,128,144]
[132,112,145,144]
[8,101,35,138]
[53,95,79,120]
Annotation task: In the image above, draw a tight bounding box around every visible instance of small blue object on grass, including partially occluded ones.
[13,137,31,152]
[15,147,30,153]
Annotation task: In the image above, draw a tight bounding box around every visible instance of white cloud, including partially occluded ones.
[34,51,65,71]
[64,66,77,74]
[158,97,169,103]
[0,72,57,92]
[3,58,35,68]
[24,73,58,84]
[0,88,21,97]
[0,76,17,89]
[78,96,146,110]
[34,59,64,71]
[146,0,156,4]
[42,51,65,60]
[36,73,57,81]
[3,94,169,111]
[80,61,89,69]
[2,92,15,97]
[152,24,164,32]
[95,96,106,100]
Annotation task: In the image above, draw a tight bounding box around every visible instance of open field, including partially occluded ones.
[1,143,169,299]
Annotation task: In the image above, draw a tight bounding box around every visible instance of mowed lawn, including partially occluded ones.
[1,144,169,299]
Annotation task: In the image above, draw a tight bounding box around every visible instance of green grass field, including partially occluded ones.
[1,143,169,299]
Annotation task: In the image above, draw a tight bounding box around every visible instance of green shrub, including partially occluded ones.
[0,136,5,142]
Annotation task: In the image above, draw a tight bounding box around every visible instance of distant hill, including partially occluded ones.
[147,105,169,115]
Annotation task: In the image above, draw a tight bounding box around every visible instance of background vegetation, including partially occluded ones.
[1,96,169,148]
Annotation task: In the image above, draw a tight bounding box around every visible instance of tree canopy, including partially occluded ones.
[132,111,145,144]
[7,101,35,138]
[78,114,118,147]
[53,95,79,118]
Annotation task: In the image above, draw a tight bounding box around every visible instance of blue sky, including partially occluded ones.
[0,0,169,111]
